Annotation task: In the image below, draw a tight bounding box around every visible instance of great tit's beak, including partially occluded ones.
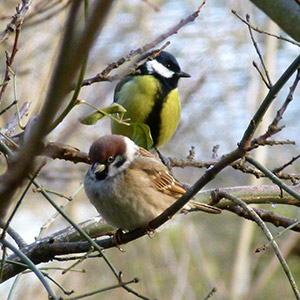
[177,70,191,78]
[93,163,106,174]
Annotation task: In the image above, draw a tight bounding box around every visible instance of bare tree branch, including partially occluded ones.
[249,0,300,42]
[0,0,114,219]
[0,0,33,43]
[214,190,300,299]
[81,2,207,87]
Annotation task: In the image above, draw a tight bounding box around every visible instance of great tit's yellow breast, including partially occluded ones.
[112,75,181,148]
[115,75,160,122]
[156,88,181,147]
[112,75,161,141]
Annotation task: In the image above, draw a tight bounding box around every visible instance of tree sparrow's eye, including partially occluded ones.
[107,156,115,163]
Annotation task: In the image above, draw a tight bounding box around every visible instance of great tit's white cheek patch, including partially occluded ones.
[146,60,174,78]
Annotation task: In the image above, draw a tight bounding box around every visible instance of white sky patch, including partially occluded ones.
[146,59,174,78]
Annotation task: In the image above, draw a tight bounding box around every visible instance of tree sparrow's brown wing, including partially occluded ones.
[151,169,186,196]
[137,147,186,196]
[137,147,221,214]
[138,147,158,159]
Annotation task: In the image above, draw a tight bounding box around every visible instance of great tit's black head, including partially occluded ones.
[137,50,190,87]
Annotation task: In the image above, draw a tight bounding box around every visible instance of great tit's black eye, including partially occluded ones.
[107,156,115,163]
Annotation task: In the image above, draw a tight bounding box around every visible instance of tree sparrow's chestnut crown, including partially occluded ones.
[88,135,139,179]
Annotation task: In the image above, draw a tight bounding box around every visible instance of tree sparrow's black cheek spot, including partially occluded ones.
[114,158,126,168]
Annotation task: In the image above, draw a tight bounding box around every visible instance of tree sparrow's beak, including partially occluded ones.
[93,163,106,174]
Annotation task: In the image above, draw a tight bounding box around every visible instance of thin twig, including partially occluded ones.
[65,278,140,300]
[225,206,300,232]
[246,14,272,88]
[0,100,17,116]
[253,68,300,146]
[61,250,92,275]
[239,55,300,150]
[0,0,33,43]
[0,238,59,300]
[81,1,207,86]
[54,254,101,261]
[246,156,300,202]
[170,156,300,183]
[214,190,300,300]
[42,142,90,164]
[0,220,27,248]
[252,61,271,88]
[251,139,295,147]
[256,220,300,252]
[231,10,300,47]
[273,155,300,174]
[0,26,21,103]
[203,287,217,300]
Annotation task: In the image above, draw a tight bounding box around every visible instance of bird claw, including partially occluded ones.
[144,222,156,238]
[146,229,156,239]
[113,228,125,252]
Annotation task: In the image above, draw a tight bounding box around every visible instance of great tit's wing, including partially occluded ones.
[113,76,134,102]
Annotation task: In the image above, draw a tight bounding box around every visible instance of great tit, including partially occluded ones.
[111,50,190,149]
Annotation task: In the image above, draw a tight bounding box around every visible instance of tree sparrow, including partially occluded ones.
[84,135,221,231]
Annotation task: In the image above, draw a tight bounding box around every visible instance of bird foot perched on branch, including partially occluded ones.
[112,228,125,252]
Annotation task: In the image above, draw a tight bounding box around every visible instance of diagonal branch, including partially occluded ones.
[81,1,207,86]
[215,190,300,300]
[3,182,300,282]
[239,55,300,150]
[232,10,300,47]
[0,0,114,219]
[0,0,33,43]
[252,68,300,146]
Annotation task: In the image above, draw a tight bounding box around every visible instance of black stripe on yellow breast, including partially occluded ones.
[145,77,172,146]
